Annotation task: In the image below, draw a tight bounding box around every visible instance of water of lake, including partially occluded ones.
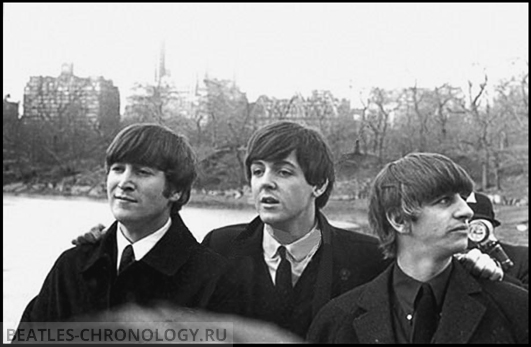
[2,194,258,341]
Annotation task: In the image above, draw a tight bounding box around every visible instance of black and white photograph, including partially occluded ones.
[3,3,528,344]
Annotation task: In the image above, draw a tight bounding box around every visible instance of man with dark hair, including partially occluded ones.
[201,121,391,338]
[200,122,505,338]
[71,122,506,339]
[467,191,528,288]
[15,124,239,339]
[308,153,528,344]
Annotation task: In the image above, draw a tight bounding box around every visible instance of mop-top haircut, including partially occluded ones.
[368,152,474,258]
[105,123,197,214]
[244,121,335,209]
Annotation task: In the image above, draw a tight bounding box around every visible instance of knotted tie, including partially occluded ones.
[275,246,293,297]
[412,283,438,344]
[118,244,135,275]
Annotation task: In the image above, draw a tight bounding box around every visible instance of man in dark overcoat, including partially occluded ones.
[307,153,528,344]
[68,122,507,341]
[201,123,505,339]
[202,121,390,338]
[14,124,240,342]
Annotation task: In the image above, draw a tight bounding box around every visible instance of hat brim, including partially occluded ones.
[471,214,501,227]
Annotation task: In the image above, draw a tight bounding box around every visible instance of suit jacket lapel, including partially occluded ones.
[312,212,334,317]
[82,215,199,277]
[434,259,486,343]
[352,264,396,344]
[232,217,264,258]
[351,259,495,344]
[230,213,343,318]
[81,222,118,274]
[141,213,197,276]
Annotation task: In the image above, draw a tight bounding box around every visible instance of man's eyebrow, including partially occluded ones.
[272,160,297,168]
[251,159,297,168]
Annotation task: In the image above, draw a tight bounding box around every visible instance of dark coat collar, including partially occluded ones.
[231,216,264,257]
[352,259,486,344]
[230,211,334,316]
[81,213,199,277]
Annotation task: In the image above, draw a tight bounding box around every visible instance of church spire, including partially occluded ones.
[155,40,167,84]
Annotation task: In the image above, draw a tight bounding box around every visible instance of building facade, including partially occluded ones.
[23,63,120,136]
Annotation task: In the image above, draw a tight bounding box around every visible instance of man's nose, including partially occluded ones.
[457,196,474,220]
[117,167,135,190]
[259,169,277,189]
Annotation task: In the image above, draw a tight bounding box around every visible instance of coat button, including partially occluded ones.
[340,268,351,281]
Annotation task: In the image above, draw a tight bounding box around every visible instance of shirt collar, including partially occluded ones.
[262,222,322,262]
[393,261,453,312]
[116,217,172,270]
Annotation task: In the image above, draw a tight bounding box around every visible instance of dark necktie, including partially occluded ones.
[412,283,438,344]
[118,244,135,275]
[275,246,293,297]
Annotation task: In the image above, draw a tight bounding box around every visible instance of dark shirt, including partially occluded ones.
[391,261,452,343]
[307,259,528,344]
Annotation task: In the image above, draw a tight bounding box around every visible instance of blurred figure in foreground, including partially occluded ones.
[72,122,506,339]
[79,302,303,343]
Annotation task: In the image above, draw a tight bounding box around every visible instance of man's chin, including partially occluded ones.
[258,211,285,226]
[451,238,469,255]
[112,212,140,224]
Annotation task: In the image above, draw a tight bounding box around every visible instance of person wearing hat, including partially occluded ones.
[307,153,528,344]
[467,192,528,289]
[70,123,506,339]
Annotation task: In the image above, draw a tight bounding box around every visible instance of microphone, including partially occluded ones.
[468,219,514,271]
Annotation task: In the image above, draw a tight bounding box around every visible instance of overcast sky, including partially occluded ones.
[3,3,529,110]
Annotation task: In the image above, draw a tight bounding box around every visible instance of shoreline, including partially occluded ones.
[2,190,256,210]
[1,184,362,212]
[4,189,527,246]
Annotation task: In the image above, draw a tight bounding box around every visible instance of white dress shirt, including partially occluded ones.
[262,223,322,287]
[116,217,172,271]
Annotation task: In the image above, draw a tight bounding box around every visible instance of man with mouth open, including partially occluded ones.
[14,124,240,341]
[307,152,528,344]
[202,121,391,338]
[201,122,505,338]
[70,121,506,340]
[71,121,391,338]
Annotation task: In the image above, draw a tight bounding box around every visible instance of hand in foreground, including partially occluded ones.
[455,248,504,281]
[71,223,107,246]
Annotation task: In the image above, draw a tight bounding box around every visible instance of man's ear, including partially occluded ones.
[313,179,329,198]
[386,210,409,234]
